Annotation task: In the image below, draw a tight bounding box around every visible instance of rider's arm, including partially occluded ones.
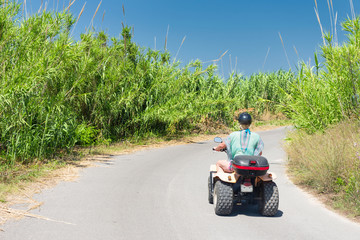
[254,137,264,156]
[214,142,226,151]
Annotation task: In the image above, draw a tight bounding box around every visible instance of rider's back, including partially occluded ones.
[228,130,263,158]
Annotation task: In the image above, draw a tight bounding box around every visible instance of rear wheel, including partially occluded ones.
[259,181,279,216]
[213,180,233,216]
[208,176,213,204]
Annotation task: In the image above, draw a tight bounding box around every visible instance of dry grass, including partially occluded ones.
[285,120,360,218]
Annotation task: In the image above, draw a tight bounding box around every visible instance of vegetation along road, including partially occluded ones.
[1,2,360,239]
[2,127,360,240]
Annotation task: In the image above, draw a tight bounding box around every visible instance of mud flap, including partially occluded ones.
[258,172,277,182]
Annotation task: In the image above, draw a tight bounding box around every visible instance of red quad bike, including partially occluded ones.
[208,137,279,216]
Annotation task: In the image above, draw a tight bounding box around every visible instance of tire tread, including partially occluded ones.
[259,181,279,216]
[214,181,233,216]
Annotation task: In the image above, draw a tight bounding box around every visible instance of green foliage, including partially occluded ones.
[285,17,360,133]
[0,2,293,163]
[75,123,99,146]
[227,71,294,114]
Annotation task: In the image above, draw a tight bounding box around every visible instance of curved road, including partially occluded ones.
[2,127,360,240]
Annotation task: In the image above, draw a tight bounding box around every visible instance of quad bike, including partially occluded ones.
[208,137,279,216]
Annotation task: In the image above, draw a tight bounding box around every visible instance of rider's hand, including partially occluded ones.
[214,142,226,151]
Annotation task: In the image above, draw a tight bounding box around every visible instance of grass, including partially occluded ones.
[285,120,360,217]
[0,160,67,202]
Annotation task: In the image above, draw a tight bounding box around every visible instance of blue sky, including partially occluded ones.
[24,0,358,76]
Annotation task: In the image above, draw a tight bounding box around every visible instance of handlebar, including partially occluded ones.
[212,147,227,152]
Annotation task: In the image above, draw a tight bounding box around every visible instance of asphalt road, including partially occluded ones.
[2,127,360,240]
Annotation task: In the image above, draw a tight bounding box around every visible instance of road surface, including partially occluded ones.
[2,127,360,240]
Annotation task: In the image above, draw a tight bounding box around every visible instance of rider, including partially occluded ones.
[214,112,264,173]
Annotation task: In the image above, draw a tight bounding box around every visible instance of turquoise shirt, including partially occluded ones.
[225,130,264,159]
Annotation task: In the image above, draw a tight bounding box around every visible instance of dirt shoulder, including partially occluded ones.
[286,169,360,224]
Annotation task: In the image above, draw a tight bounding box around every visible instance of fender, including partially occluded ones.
[258,171,277,182]
[210,164,237,183]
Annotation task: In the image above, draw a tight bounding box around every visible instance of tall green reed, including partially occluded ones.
[0,1,293,162]
[284,17,360,133]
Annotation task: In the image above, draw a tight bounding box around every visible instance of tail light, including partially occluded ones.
[243,178,252,186]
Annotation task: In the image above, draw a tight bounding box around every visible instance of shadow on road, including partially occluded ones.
[227,204,283,218]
